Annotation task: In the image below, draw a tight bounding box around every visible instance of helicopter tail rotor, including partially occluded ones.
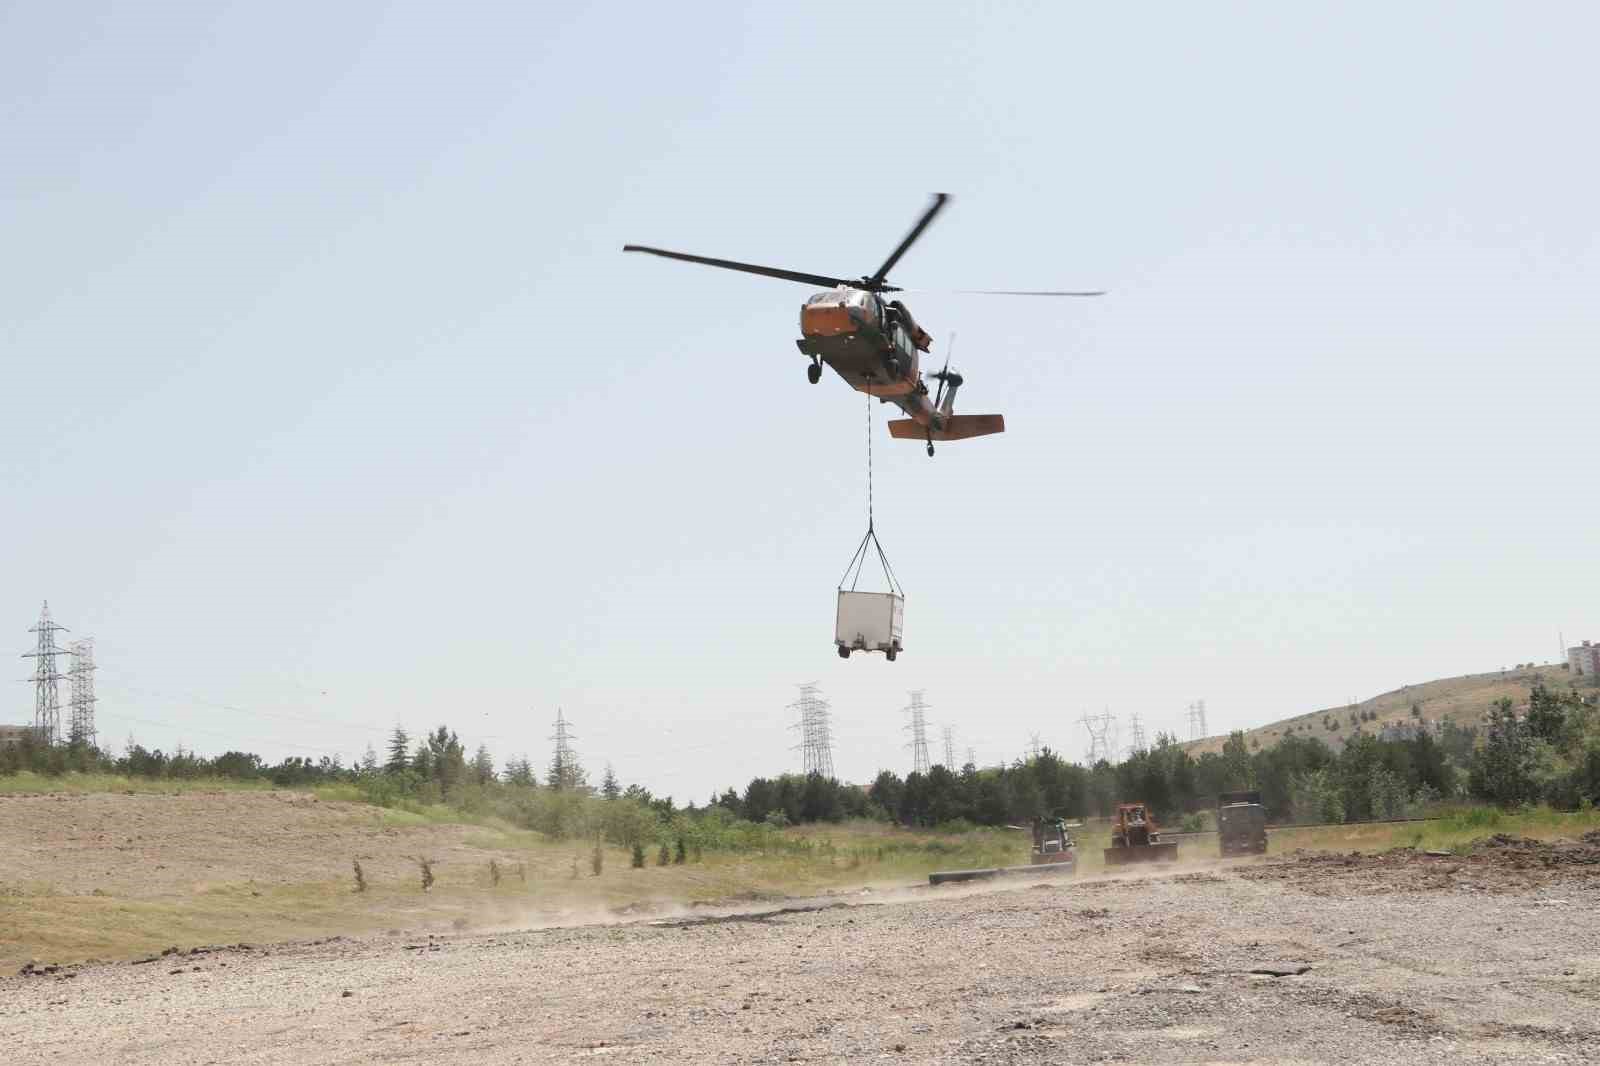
[929,369,964,416]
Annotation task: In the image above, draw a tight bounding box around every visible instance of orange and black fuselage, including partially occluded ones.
[795,288,1003,443]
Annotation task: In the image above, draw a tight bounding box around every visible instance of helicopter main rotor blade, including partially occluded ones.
[955,289,1107,297]
[621,245,853,290]
[867,193,950,289]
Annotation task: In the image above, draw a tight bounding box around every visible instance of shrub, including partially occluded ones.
[631,843,645,868]
[352,860,367,893]
[657,843,670,866]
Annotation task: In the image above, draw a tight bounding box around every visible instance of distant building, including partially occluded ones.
[1379,718,1441,742]
[1570,640,1600,677]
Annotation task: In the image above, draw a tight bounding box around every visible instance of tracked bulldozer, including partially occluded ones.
[1030,816,1079,870]
[1102,803,1179,866]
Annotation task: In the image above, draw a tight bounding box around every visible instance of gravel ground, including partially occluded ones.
[4,839,1599,1065]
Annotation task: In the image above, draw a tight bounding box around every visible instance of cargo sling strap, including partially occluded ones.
[838,390,904,596]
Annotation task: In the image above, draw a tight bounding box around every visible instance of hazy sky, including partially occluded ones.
[5,3,1597,801]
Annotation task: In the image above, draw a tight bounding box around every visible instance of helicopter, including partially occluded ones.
[624,194,1103,456]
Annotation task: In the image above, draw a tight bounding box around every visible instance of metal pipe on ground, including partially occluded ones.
[928,862,1077,886]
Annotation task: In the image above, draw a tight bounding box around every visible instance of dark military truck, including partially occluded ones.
[1217,790,1268,856]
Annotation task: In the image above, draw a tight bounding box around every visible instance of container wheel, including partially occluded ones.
[837,645,850,659]
[885,647,897,661]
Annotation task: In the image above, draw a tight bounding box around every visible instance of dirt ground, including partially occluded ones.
[4,836,1599,1064]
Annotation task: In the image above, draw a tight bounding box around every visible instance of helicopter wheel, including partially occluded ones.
[807,362,822,384]
[926,441,935,457]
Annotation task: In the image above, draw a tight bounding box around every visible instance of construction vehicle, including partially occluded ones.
[1103,803,1179,865]
[1030,816,1079,870]
[1217,790,1268,856]
[928,817,1079,885]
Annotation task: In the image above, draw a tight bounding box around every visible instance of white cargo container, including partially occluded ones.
[836,590,904,660]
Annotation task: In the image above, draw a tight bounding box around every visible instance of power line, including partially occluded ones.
[96,709,357,759]
[903,691,931,776]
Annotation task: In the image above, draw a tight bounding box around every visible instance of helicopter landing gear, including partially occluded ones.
[807,361,822,384]
[926,437,935,458]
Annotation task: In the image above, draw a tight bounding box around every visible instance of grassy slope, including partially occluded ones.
[1184,663,1584,756]
[3,776,1598,971]
[0,798,1020,972]
[0,772,275,795]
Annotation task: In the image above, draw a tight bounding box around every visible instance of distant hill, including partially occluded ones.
[1184,662,1584,757]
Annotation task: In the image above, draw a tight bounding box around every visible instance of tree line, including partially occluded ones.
[715,682,1600,829]
[3,681,1595,836]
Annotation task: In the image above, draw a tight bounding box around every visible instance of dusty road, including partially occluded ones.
[4,836,1599,1064]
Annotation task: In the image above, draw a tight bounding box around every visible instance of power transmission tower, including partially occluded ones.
[1079,711,1116,764]
[67,637,97,749]
[548,709,582,791]
[1028,732,1042,761]
[22,602,68,746]
[788,683,835,778]
[903,691,931,775]
[1127,712,1147,757]
[941,725,956,770]
[965,746,976,769]
[1187,699,1208,741]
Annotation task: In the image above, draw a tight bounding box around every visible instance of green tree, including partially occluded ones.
[1469,699,1539,806]
[385,726,410,774]
[503,756,536,787]
[1526,684,1569,743]
[631,842,645,868]
[601,764,621,800]
[1290,768,1344,824]
[1368,766,1409,819]
[1220,731,1254,789]
[471,744,496,786]
[425,726,467,795]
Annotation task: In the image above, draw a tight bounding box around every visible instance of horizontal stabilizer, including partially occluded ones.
[887,414,1005,442]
